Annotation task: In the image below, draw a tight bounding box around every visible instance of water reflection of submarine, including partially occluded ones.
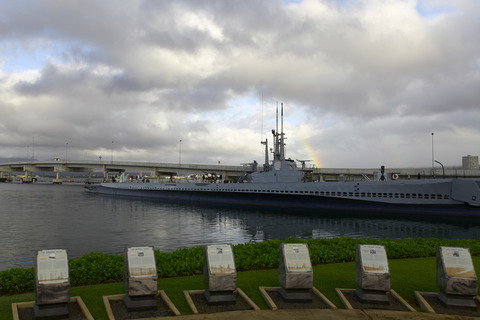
[241,214,474,241]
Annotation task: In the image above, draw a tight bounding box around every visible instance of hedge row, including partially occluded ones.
[1,237,479,295]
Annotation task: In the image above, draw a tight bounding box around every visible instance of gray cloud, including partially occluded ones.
[0,0,479,167]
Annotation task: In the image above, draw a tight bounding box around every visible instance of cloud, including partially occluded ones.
[0,0,479,168]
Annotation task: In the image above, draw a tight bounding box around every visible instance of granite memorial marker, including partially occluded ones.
[436,246,477,308]
[123,246,158,311]
[34,249,70,319]
[278,243,313,302]
[203,244,237,305]
[355,244,390,304]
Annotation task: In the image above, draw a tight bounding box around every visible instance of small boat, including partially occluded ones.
[86,106,480,218]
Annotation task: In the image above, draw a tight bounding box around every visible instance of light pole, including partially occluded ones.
[431,133,434,178]
[179,140,182,165]
[111,141,114,163]
[435,160,445,177]
[65,142,68,163]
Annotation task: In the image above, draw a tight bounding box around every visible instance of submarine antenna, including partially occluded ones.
[274,102,279,161]
[281,102,284,160]
[276,101,278,139]
[260,92,264,142]
[281,102,284,136]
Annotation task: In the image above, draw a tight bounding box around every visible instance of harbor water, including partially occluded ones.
[1,182,480,271]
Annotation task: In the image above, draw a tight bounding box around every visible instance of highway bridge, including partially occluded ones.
[0,160,246,184]
[0,159,479,184]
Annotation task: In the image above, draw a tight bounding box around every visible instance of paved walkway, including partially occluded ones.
[175,309,479,319]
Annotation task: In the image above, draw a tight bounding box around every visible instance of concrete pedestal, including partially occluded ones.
[123,247,159,312]
[34,250,70,320]
[203,244,237,306]
[437,292,477,309]
[337,288,415,312]
[12,297,94,320]
[354,288,389,304]
[355,245,390,304]
[203,290,236,305]
[278,288,312,303]
[33,303,68,320]
[278,243,314,303]
[122,294,158,312]
[436,247,477,309]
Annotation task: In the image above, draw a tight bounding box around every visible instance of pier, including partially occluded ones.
[0,159,479,184]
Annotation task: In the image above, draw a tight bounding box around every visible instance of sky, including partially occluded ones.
[0,0,479,169]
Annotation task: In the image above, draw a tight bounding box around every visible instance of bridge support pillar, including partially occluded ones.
[221,171,229,182]
[53,172,63,184]
[149,169,160,182]
[23,170,33,183]
[85,171,94,184]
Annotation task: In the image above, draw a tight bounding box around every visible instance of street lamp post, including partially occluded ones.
[179,140,182,165]
[435,160,445,177]
[431,133,434,178]
[111,141,114,163]
[65,142,68,163]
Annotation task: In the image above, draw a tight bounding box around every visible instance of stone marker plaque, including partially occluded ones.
[355,245,390,303]
[440,247,476,279]
[283,243,313,273]
[206,244,236,276]
[203,244,237,304]
[358,245,389,275]
[127,246,157,278]
[436,246,477,308]
[123,246,158,312]
[278,243,313,302]
[37,249,69,285]
[34,249,70,319]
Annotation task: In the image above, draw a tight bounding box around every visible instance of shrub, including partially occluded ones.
[1,237,479,295]
[0,267,34,295]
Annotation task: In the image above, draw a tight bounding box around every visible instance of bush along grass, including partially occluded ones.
[1,237,479,295]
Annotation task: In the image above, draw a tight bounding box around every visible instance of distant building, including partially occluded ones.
[462,155,479,170]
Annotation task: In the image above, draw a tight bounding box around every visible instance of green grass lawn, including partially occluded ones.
[2,256,478,320]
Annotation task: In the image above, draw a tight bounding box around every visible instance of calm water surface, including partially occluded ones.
[1,183,480,271]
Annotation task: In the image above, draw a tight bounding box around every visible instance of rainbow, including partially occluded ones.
[298,134,322,168]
